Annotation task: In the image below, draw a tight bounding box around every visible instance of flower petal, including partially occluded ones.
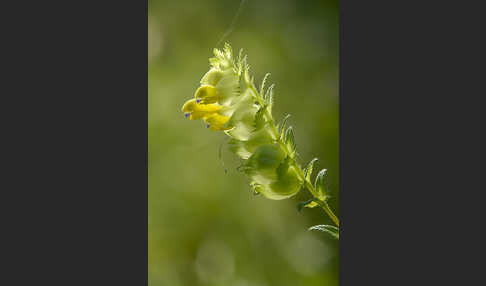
[194,85,219,104]
[204,113,230,131]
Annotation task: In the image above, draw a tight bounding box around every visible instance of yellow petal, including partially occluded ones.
[182,98,224,120]
[204,113,230,131]
[181,98,197,113]
[194,85,219,104]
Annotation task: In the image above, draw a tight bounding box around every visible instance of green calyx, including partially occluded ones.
[244,145,302,200]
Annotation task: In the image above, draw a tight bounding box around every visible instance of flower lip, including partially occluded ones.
[181,98,196,112]
[194,85,218,104]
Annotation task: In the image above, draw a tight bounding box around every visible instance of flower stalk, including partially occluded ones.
[181,43,339,236]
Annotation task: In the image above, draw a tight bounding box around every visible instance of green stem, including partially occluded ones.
[303,180,339,227]
[320,200,340,227]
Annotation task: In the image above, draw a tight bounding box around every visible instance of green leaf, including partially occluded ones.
[223,42,233,59]
[253,106,266,130]
[308,225,339,239]
[264,84,274,114]
[284,126,296,157]
[279,114,291,140]
[314,168,328,200]
[243,58,251,85]
[213,48,224,59]
[296,198,314,212]
[304,158,318,182]
[296,198,319,212]
[260,73,270,95]
[237,49,244,73]
[305,201,319,208]
[241,54,247,70]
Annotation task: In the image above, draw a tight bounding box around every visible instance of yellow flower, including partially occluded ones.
[204,113,230,131]
[194,85,219,104]
[181,98,230,131]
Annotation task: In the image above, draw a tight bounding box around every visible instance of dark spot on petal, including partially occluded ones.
[196,98,202,103]
[184,113,190,118]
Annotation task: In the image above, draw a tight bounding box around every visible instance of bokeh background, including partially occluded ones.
[149,0,339,285]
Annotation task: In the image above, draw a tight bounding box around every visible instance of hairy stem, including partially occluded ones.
[304,180,339,227]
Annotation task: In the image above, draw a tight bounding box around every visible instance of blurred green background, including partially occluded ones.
[149,0,339,285]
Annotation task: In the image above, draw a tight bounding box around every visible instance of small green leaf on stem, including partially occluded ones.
[237,49,244,74]
[260,73,270,95]
[284,126,296,157]
[297,198,319,212]
[297,198,314,212]
[253,106,267,129]
[304,158,318,182]
[279,114,291,140]
[264,84,274,113]
[308,225,339,239]
[314,168,328,200]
